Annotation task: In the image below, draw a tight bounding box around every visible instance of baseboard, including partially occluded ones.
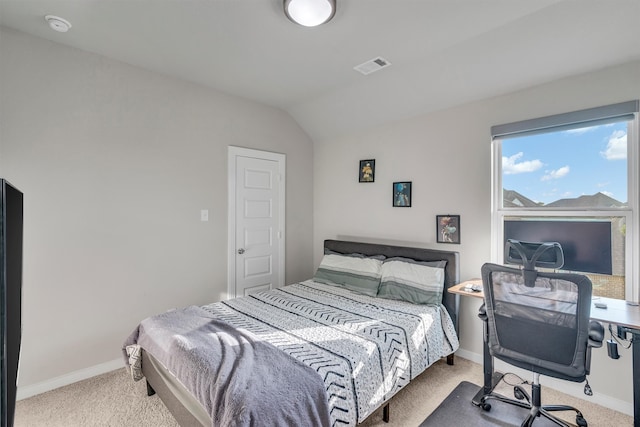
[454,349,633,417]
[454,348,482,365]
[16,358,124,401]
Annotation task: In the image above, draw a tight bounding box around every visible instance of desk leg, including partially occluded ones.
[472,318,502,405]
[630,328,640,427]
[482,319,493,395]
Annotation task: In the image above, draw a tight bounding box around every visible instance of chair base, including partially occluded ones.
[472,374,588,427]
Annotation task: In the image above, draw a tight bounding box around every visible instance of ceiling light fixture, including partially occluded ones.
[284,0,336,27]
[45,15,72,33]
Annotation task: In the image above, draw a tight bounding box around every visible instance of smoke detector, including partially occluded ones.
[45,15,72,33]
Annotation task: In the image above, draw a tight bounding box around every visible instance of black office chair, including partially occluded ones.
[475,240,604,427]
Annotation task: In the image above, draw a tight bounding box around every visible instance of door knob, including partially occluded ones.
[237,248,245,254]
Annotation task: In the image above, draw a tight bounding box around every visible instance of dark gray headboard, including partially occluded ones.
[324,239,460,331]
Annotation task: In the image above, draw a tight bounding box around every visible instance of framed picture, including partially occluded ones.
[437,215,460,244]
[392,182,412,207]
[359,159,375,182]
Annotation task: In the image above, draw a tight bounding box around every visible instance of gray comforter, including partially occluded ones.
[123,305,331,427]
[124,281,459,426]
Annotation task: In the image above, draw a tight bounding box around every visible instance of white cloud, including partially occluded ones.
[601,130,627,160]
[502,152,543,175]
[541,165,570,181]
[602,191,614,197]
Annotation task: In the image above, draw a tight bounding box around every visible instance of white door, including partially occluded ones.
[228,147,285,299]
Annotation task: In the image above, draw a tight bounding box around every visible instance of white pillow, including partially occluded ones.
[377,260,445,304]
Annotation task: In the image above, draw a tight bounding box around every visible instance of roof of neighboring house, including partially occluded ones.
[503,189,540,208]
[545,192,626,208]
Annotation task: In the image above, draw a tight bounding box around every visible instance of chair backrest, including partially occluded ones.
[505,239,564,270]
[481,241,593,382]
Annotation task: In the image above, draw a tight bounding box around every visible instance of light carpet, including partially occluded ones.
[15,357,632,426]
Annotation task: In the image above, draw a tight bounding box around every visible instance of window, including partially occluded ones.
[491,101,639,301]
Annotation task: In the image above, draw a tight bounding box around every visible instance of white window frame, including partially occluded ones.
[491,101,640,302]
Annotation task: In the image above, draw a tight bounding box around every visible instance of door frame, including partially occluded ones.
[227,146,286,300]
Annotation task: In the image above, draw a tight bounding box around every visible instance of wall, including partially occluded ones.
[314,60,640,414]
[0,28,314,390]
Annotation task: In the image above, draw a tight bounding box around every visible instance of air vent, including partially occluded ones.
[353,57,391,75]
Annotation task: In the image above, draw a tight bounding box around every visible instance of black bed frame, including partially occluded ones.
[143,239,460,426]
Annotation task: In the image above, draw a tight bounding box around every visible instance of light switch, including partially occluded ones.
[200,210,209,222]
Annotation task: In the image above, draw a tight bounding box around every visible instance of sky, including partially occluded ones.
[501,121,629,205]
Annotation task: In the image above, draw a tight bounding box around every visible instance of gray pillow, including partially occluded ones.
[314,254,383,296]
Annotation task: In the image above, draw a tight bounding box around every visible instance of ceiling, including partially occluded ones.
[1,0,639,142]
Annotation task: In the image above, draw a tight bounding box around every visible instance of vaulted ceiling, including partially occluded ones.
[1,0,639,141]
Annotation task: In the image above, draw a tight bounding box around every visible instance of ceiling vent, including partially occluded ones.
[353,57,391,75]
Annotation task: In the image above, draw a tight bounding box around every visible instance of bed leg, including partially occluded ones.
[447,353,455,365]
[146,380,156,397]
[382,402,390,422]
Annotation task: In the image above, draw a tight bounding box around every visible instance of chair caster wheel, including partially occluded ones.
[576,416,587,427]
[480,402,491,411]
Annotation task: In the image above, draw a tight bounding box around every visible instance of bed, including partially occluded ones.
[123,239,461,426]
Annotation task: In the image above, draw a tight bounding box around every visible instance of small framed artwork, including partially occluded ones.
[437,215,460,244]
[393,182,412,207]
[359,159,375,182]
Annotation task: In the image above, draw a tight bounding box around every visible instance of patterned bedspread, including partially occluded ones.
[202,280,459,426]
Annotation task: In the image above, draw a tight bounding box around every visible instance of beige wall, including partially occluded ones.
[313,60,640,414]
[0,28,314,388]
